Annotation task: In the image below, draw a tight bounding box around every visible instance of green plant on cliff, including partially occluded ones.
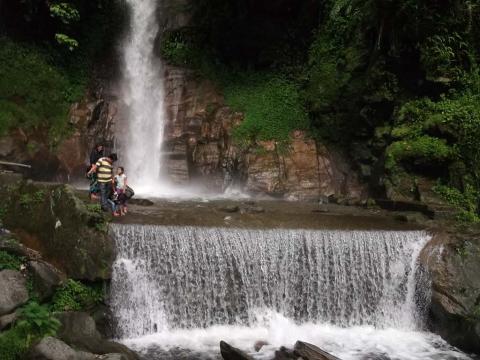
[225,73,309,142]
[0,38,80,141]
[0,251,24,271]
[19,190,46,209]
[51,279,104,312]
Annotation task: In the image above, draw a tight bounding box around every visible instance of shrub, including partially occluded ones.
[385,136,452,170]
[51,279,103,312]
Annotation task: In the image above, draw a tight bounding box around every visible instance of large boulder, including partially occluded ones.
[293,341,340,360]
[421,229,480,353]
[1,182,114,280]
[220,341,254,360]
[56,312,139,360]
[0,269,29,315]
[28,337,84,360]
[28,260,65,301]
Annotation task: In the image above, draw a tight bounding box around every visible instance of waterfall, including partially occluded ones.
[110,225,431,340]
[120,0,166,191]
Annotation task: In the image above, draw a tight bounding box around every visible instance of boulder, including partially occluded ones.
[56,312,139,360]
[420,231,480,354]
[220,341,254,360]
[273,346,296,360]
[28,260,65,301]
[0,311,17,331]
[254,340,269,352]
[0,269,29,315]
[294,341,340,360]
[1,183,114,280]
[28,336,82,360]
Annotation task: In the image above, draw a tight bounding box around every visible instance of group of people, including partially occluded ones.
[86,144,131,217]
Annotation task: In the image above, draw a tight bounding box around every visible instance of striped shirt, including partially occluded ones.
[95,157,113,183]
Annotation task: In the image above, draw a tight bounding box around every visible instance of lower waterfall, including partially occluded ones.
[109,225,472,359]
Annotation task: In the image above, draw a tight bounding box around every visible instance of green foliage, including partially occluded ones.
[55,34,79,51]
[433,183,479,223]
[386,136,452,170]
[224,74,309,141]
[0,302,60,360]
[0,251,24,271]
[19,190,46,209]
[0,326,29,360]
[17,302,60,338]
[51,279,103,312]
[49,2,80,25]
[0,38,81,141]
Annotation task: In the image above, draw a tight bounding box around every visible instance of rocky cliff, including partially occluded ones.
[421,228,480,353]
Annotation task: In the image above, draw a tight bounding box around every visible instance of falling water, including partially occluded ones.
[120,0,165,191]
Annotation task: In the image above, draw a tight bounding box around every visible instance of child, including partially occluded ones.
[114,167,128,216]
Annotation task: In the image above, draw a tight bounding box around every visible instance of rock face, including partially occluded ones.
[56,312,139,360]
[421,229,480,353]
[0,92,118,182]
[160,67,366,200]
[1,182,114,280]
[28,260,65,301]
[0,269,29,315]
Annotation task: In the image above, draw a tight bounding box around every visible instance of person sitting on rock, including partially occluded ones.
[87,153,117,212]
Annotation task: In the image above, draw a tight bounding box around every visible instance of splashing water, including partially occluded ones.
[109,225,474,359]
[120,0,166,192]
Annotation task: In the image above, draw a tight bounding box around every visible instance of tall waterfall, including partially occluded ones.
[120,0,165,190]
[110,225,431,339]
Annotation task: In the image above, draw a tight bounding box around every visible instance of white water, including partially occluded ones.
[109,225,473,359]
[120,0,167,193]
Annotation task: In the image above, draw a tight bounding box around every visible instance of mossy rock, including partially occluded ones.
[1,182,113,280]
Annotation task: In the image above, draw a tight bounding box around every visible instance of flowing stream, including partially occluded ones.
[109,224,473,360]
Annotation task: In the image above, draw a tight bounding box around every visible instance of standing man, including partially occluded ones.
[87,153,118,211]
[87,144,105,200]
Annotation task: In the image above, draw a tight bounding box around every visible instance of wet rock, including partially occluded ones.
[0,235,41,259]
[294,341,340,360]
[273,346,296,360]
[128,198,155,206]
[254,340,269,352]
[0,269,28,315]
[56,312,139,360]
[220,341,254,360]
[0,311,17,331]
[375,199,434,218]
[220,205,240,213]
[420,231,480,354]
[28,260,65,301]
[99,354,129,360]
[242,206,265,214]
[28,336,81,360]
